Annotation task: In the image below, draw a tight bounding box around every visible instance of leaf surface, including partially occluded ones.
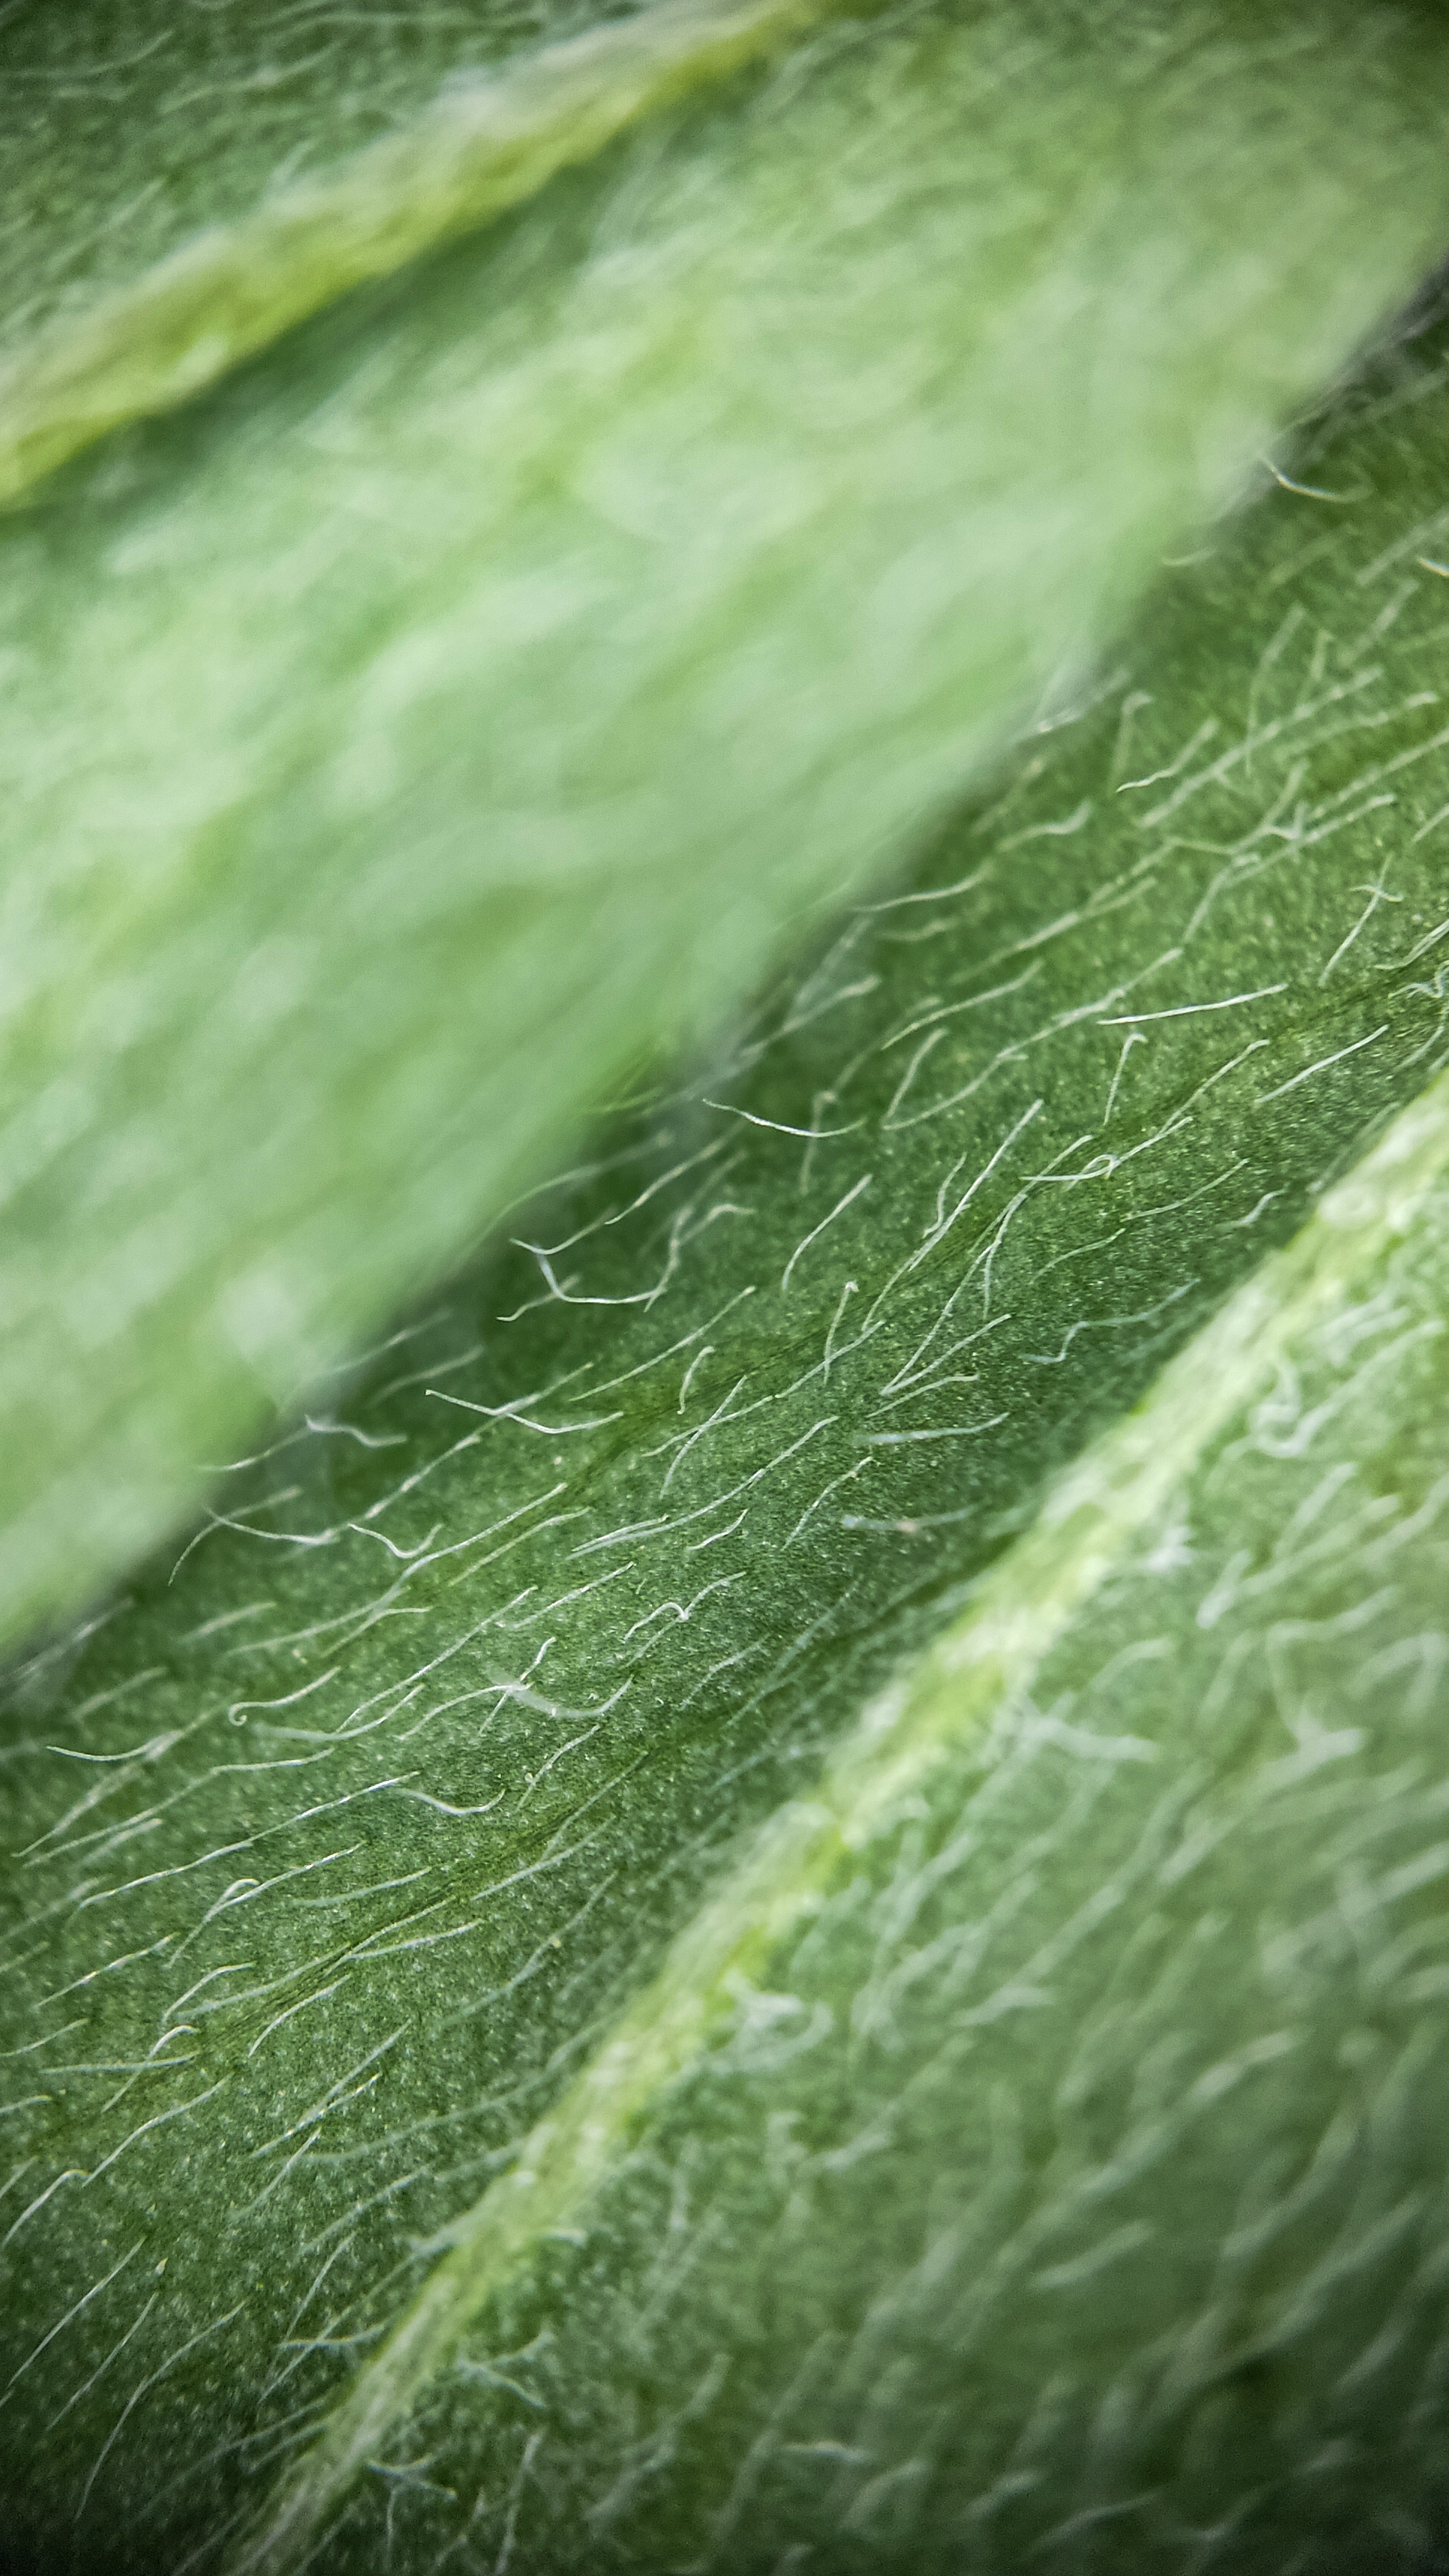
[4,0,1449,1646]
[306,1059,1449,2576]
[284,1060,1449,2576]
[3,306,1449,2571]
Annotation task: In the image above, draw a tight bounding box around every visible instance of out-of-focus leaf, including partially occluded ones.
[2,306,1449,2572]
[3,0,1449,1647]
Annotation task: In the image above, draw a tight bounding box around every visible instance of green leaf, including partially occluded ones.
[270,1059,1449,2576]
[0,0,861,495]
[4,0,1449,1648]
[4,298,1449,2572]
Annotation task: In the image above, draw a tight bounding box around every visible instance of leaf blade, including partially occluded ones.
[6,297,1449,2568]
[6,0,1449,1646]
[369,1064,1449,2575]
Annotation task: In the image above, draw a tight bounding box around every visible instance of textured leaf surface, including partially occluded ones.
[3,312,1449,2572]
[310,1060,1449,2576]
[4,0,1449,1648]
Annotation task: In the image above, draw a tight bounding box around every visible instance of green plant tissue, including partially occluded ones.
[3,0,1449,1652]
[0,0,629,348]
[325,1062,1449,2576]
[4,291,1449,2572]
